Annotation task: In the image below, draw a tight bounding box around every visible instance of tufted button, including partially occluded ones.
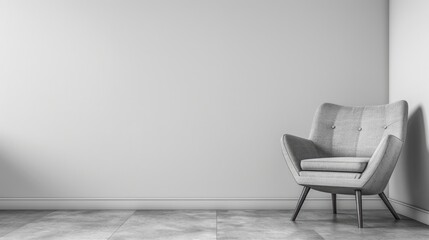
[358,127,362,131]
[383,125,388,129]
[331,125,336,129]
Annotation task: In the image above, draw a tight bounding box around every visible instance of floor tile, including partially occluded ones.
[297,210,429,240]
[0,209,427,239]
[1,210,134,240]
[217,210,324,240]
[0,211,52,237]
[109,210,216,240]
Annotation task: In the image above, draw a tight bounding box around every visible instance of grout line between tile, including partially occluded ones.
[106,210,136,240]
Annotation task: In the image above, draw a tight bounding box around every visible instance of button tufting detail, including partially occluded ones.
[331,125,336,129]
[358,127,362,131]
[383,125,388,129]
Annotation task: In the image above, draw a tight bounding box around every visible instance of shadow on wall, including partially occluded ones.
[397,106,429,210]
[0,144,47,198]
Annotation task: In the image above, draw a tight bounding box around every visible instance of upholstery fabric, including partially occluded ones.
[281,101,408,195]
[300,157,369,173]
[281,134,319,174]
[309,101,407,157]
[299,171,361,179]
[359,135,403,194]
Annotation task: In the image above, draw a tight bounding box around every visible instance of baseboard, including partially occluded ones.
[389,198,429,225]
[0,197,384,210]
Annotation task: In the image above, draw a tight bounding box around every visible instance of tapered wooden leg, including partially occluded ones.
[379,192,400,220]
[355,190,363,228]
[332,193,337,214]
[291,186,310,221]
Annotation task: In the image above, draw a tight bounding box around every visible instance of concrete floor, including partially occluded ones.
[0,210,428,239]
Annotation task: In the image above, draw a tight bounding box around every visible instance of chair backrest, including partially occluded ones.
[309,101,408,157]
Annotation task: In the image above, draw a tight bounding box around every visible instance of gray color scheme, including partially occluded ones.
[281,101,408,227]
[390,0,429,220]
[1,210,134,240]
[218,210,429,240]
[0,0,388,205]
[310,102,408,157]
[291,186,311,221]
[0,210,428,239]
[301,157,369,173]
[299,171,362,179]
[355,190,363,228]
[379,192,400,220]
[0,211,52,237]
[282,101,407,195]
[109,210,216,240]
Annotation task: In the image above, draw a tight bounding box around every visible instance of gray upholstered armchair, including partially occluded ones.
[281,101,408,228]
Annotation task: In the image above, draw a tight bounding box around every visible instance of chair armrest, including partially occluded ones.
[281,134,319,177]
[360,135,403,194]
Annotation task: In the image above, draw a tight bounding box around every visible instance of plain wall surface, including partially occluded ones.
[0,0,388,202]
[390,0,429,211]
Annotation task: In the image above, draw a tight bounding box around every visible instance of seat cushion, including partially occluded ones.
[299,171,361,179]
[300,157,369,173]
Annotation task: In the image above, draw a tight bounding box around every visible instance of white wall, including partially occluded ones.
[389,0,429,223]
[0,0,388,208]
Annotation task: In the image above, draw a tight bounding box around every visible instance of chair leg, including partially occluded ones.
[332,193,337,214]
[291,186,311,221]
[379,192,400,220]
[355,190,363,228]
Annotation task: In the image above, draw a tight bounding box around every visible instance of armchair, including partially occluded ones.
[281,101,408,228]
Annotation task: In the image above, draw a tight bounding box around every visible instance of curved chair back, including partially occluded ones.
[309,101,408,157]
